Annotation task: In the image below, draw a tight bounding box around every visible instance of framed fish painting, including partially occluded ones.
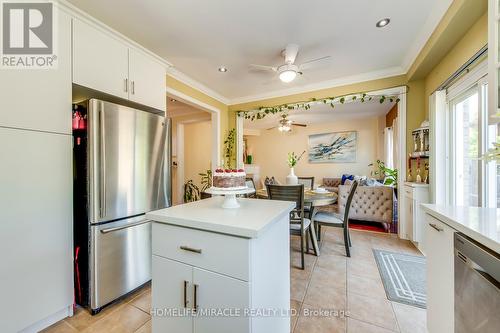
[308,131,357,163]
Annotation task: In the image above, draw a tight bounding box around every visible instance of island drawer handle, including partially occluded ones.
[428,223,443,232]
[180,245,202,254]
[193,284,199,312]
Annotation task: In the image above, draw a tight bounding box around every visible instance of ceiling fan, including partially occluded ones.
[250,44,331,83]
[267,114,307,132]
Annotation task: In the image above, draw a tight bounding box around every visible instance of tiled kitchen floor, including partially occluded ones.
[42,228,426,333]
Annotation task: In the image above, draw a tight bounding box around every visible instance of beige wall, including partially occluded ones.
[246,117,382,188]
[184,121,213,189]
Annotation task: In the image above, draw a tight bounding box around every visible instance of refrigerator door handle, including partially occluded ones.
[99,107,106,218]
[99,219,151,234]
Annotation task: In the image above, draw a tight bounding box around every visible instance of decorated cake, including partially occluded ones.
[213,168,246,189]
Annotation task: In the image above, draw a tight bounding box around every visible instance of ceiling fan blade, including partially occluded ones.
[299,56,332,70]
[284,44,299,64]
[266,126,277,130]
[292,123,307,127]
[249,64,277,72]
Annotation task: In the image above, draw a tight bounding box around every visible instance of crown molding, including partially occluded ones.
[167,68,230,105]
[227,66,405,105]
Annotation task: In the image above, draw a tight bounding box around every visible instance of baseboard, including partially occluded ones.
[19,305,73,333]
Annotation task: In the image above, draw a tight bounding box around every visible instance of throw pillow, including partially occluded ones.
[341,174,354,185]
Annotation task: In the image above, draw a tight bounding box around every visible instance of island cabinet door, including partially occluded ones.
[152,256,193,333]
[425,215,455,333]
[193,267,251,333]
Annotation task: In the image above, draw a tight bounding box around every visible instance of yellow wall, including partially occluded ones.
[246,117,383,187]
[424,12,488,115]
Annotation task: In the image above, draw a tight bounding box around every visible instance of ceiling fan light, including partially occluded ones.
[279,70,297,83]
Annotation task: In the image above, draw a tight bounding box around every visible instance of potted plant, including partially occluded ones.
[370,160,398,197]
[286,151,306,185]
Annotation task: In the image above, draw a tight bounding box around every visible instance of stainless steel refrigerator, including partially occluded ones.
[73,99,171,314]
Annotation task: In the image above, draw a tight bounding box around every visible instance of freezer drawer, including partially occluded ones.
[90,216,152,310]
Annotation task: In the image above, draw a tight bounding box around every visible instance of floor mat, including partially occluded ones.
[373,249,426,309]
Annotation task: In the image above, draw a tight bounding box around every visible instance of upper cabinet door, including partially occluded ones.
[0,10,72,134]
[129,48,166,111]
[72,19,129,99]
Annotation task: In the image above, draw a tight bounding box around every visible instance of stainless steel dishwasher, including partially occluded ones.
[454,233,500,332]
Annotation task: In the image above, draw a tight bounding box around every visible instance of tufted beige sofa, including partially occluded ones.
[337,184,393,230]
[322,178,342,193]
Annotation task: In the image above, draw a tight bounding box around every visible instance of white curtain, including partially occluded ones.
[383,127,394,169]
[392,117,399,171]
[430,90,447,204]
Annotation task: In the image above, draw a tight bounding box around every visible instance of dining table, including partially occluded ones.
[256,187,338,256]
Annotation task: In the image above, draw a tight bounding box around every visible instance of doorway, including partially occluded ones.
[167,92,220,205]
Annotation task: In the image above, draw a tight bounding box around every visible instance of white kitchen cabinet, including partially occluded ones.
[152,257,193,333]
[0,10,72,134]
[129,48,166,111]
[152,255,250,333]
[193,268,250,332]
[149,198,293,333]
[425,214,455,333]
[403,183,430,253]
[72,18,129,99]
[0,128,73,333]
[72,19,166,111]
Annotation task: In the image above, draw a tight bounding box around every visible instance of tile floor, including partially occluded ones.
[42,228,426,333]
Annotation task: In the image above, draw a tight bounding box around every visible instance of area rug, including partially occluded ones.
[373,249,426,309]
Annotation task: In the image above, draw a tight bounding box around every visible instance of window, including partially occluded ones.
[446,66,498,207]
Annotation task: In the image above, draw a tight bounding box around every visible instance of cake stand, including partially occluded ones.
[205,187,256,209]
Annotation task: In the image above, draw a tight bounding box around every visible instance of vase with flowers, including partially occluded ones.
[286,151,306,185]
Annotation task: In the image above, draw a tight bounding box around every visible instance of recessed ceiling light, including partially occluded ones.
[218,66,228,72]
[170,98,177,102]
[376,18,390,28]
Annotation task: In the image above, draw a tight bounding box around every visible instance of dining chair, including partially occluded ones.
[261,176,281,189]
[266,184,315,270]
[297,176,315,190]
[312,180,358,257]
[244,177,256,198]
[298,176,315,219]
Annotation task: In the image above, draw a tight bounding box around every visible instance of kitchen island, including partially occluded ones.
[421,204,500,333]
[146,196,295,333]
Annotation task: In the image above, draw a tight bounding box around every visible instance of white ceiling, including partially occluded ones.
[243,100,395,130]
[67,0,452,104]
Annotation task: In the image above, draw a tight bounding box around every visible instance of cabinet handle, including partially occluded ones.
[124,78,128,92]
[193,284,199,312]
[428,223,443,232]
[180,245,202,254]
[183,280,189,308]
[131,81,135,95]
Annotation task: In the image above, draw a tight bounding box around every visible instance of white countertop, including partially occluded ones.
[421,204,500,253]
[146,197,295,238]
